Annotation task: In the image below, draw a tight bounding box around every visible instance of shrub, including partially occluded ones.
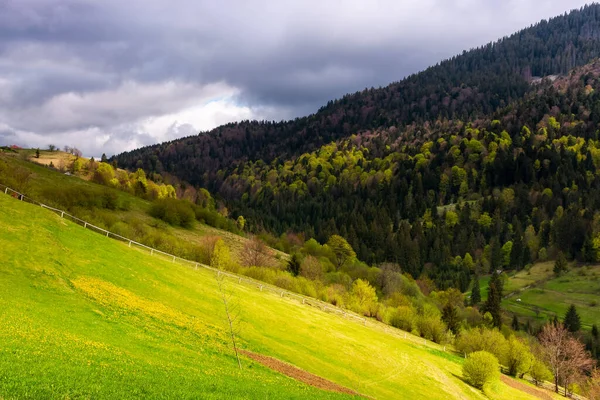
[455,327,507,360]
[149,198,195,228]
[462,351,500,389]
[390,306,416,332]
[416,315,447,343]
[530,359,553,386]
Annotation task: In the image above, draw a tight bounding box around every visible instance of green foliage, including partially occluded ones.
[530,359,553,386]
[149,198,195,228]
[287,253,301,276]
[483,271,502,328]
[504,336,533,377]
[348,279,377,316]
[455,328,507,361]
[564,304,581,333]
[326,235,356,270]
[441,303,460,334]
[554,252,568,276]
[211,239,230,270]
[462,351,500,390]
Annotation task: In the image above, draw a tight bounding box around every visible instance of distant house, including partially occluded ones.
[10,145,21,150]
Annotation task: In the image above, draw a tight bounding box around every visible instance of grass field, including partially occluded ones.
[0,153,285,265]
[503,263,600,329]
[0,193,548,399]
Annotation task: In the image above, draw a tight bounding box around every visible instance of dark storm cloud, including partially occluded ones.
[0,0,591,155]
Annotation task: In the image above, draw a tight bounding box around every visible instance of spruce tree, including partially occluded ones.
[442,303,460,334]
[592,324,599,340]
[564,304,581,333]
[101,153,108,163]
[471,275,481,305]
[484,271,503,328]
[511,314,520,331]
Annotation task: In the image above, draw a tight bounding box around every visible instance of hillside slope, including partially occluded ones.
[0,193,544,399]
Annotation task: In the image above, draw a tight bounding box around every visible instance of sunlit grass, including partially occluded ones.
[0,194,541,399]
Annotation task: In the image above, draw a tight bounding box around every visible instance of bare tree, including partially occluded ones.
[211,240,242,369]
[539,323,593,395]
[48,144,56,152]
[240,235,272,267]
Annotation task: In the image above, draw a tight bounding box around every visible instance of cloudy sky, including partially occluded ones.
[0,0,590,157]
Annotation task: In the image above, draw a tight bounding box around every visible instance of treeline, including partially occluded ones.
[207,62,600,292]
[113,4,600,191]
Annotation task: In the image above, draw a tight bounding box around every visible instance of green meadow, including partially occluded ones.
[0,194,545,399]
[503,263,600,329]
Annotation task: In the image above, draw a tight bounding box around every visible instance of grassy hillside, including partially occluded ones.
[503,263,600,329]
[0,193,547,399]
[0,152,283,265]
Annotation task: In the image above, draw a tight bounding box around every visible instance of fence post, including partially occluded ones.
[128,241,132,247]
[239,277,241,283]
[260,286,263,291]
[4,187,7,194]
[106,231,109,237]
[150,249,154,256]
[172,256,175,263]
[84,222,87,228]
[302,299,305,304]
[195,263,198,270]
[61,212,64,218]
[281,291,284,297]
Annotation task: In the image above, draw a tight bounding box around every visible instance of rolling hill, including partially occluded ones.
[0,191,551,399]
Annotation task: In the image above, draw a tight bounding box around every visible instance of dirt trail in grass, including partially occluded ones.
[241,350,364,397]
[500,375,553,400]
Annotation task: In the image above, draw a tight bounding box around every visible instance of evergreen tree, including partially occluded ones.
[35,148,40,159]
[484,271,503,328]
[441,303,460,334]
[471,275,481,305]
[564,304,581,333]
[287,253,301,277]
[554,252,568,276]
[592,324,599,340]
[101,153,108,163]
[512,314,520,331]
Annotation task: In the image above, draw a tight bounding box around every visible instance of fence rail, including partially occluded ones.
[1,182,571,394]
[0,182,372,325]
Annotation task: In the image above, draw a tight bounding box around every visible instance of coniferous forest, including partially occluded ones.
[114,4,600,291]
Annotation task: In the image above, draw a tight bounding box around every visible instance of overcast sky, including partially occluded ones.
[0,0,591,157]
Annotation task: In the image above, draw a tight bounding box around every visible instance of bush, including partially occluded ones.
[390,306,416,332]
[455,327,507,360]
[462,351,500,389]
[149,198,195,228]
[530,359,553,386]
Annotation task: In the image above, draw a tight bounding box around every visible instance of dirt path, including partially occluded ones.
[240,350,364,397]
[500,375,554,400]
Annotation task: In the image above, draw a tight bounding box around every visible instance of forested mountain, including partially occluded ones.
[115,4,600,188]
[114,4,600,289]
